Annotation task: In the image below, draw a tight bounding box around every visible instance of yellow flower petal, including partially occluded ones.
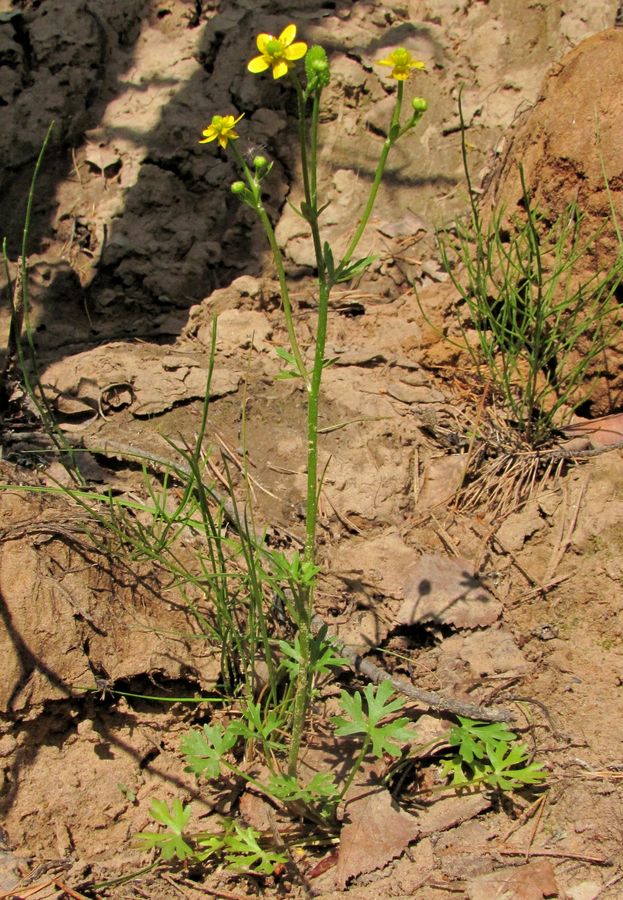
[248,55,270,73]
[272,59,289,79]
[279,23,297,47]
[284,41,307,61]
[256,33,271,52]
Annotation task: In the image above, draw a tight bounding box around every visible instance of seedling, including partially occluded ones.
[440,716,548,792]
[136,801,288,874]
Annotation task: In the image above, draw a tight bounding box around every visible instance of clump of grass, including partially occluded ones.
[441,97,623,451]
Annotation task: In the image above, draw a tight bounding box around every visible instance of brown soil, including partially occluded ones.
[1,1,622,898]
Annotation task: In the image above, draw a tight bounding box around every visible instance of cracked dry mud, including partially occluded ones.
[1,1,622,897]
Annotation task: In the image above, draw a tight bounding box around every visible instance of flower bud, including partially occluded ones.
[411,97,428,113]
[230,181,246,195]
[253,155,268,170]
[305,45,330,88]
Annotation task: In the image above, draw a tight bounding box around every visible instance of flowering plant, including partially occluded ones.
[199,28,427,775]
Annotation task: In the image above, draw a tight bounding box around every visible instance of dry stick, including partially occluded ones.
[490,847,611,866]
[525,792,547,860]
[53,881,91,900]
[77,436,516,724]
[426,882,466,894]
[543,439,623,460]
[0,877,58,900]
[544,477,587,584]
[161,872,205,899]
[499,794,546,845]
[310,614,514,723]
[177,880,246,900]
[470,520,544,597]
[161,872,204,899]
[601,872,623,896]
[214,431,281,502]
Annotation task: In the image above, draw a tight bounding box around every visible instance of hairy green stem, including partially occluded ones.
[287,605,311,775]
[310,90,321,214]
[304,277,330,565]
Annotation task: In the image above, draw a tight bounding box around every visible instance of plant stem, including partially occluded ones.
[304,277,330,566]
[293,76,325,281]
[287,83,408,774]
[230,143,308,387]
[519,166,544,444]
[287,608,311,775]
[339,736,371,800]
[286,86,332,772]
[340,81,404,267]
[286,278,331,778]
[310,90,321,212]
[239,79,412,776]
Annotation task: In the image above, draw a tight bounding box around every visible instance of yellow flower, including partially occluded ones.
[376,48,426,81]
[199,113,244,150]
[247,23,307,80]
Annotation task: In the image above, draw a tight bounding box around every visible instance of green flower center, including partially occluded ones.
[392,49,410,66]
[266,38,284,58]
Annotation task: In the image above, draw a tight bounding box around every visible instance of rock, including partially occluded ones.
[399,554,502,629]
[388,383,445,404]
[212,308,273,353]
[565,880,603,900]
[331,531,415,601]
[415,454,468,510]
[466,859,558,900]
[496,499,545,551]
[455,627,530,676]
